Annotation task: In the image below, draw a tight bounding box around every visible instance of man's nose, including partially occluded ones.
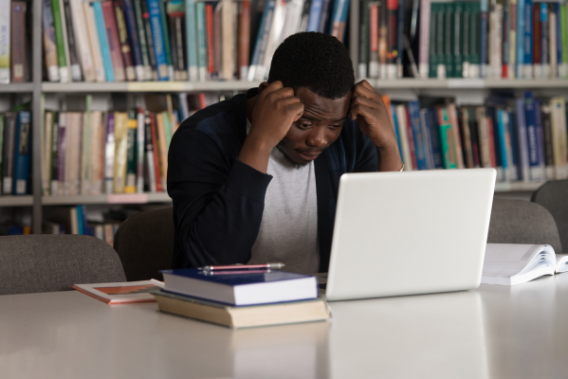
[306,126,327,147]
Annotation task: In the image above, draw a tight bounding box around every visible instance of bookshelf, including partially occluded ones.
[0,0,563,234]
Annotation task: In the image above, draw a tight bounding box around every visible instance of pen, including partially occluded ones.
[198,263,285,271]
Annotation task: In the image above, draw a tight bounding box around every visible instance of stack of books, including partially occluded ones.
[153,268,329,328]
[41,0,350,83]
[385,92,568,183]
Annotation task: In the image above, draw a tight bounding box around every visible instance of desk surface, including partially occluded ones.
[2,275,568,379]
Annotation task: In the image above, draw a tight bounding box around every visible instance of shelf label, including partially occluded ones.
[447,79,485,88]
[108,194,148,204]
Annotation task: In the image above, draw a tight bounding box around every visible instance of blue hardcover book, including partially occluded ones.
[13,112,31,195]
[122,0,144,81]
[408,101,428,170]
[307,0,323,32]
[524,0,533,78]
[195,1,207,81]
[161,268,318,306]
[515,98,530,181]
[93,2,115,82]
[480,0,488,77]
[524,92,543,181]
[496,109,509,180]
[147,0,169,80]
[517,0,525,78]
[391,104,403,161]
[424,108,443,169]
[185,0,198,81]
[318,0,333,33]
[247,0,274,81]
[76,205,84,235]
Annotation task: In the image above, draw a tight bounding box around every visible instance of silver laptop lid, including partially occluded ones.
[326,168,496,301]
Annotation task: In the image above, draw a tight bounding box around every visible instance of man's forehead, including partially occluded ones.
[296,87,351,119]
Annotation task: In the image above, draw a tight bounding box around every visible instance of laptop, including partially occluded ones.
[325,168,496,301]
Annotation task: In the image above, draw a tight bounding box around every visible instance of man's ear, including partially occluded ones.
[258,82,269,95]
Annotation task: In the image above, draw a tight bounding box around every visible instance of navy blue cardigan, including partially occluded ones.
[168,88,378,272]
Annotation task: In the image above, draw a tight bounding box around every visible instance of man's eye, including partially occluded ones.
[297,122,311,128]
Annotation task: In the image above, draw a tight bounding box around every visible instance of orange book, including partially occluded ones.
[155,113,168,191]
[205,4,215,75]
[73,280,164,304]
[238,1,250,79]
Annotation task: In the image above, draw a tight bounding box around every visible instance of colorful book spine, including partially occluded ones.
[496,109,509,179]
[368,1,379,78]
[136,108,145,193]
[437,107,458,169]
[248,0,275,81]
[83,2,106,82]
[548,3,556,78]
[158,0,174,80]
[114,0,136,81]
[185,0,199,81]
[523,0,532,78]
[123,0,145,81]
[502,0,509,78]
[205,4,214,76]
[43,0,60,82]
[141,0,157,80]
[516,0,524,77]
[70,0,95,82]
[408,101,427,170]
[196,1,207,81]
[133,0,152,80]
[63,0,82,81]
[532,2,541,78]
[550,97,568,179]
[147,0,169,80]
[0,0,10,83]
[102,1,126,82]
[238,1,251,80]
[104,113,115,194]
[385,0,398,79]
[113,112,128,193]
[52,0,70,82]
[93,2,115,82]
[124,111,137,193]
[480,0,488,77]
[307,0,323,32]
[143,111,156,193]
[13,111,31,195]
[395,105,412,170]
[10,2,26,82]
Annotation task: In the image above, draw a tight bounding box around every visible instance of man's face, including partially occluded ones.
[277,87,351,165]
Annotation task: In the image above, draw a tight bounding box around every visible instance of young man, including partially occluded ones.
[168,32,402,274]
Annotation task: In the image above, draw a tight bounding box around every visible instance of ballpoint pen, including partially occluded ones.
[198,263,286,271]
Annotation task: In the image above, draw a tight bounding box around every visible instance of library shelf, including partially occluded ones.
[41,81,262,93]
[365,78,568,89]
[0,83,34,93]
[42,193,171,206]
[0,196,34,207]
[494,182,544,192]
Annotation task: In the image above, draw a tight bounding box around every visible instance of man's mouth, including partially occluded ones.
[296,150,323,161]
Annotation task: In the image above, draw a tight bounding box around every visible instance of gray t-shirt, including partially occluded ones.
[247,120,319,274]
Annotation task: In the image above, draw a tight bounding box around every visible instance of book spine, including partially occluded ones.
[83,2,106,82]
[504,110,517,181]
[185,0,199,81]
[428,3,438,78]
[253,0,277,81]
[13,112,31,195]
[369,2,379,78]
[43,0,60,82]
[477,107,492,168]
[358,0,369,78]
[62,0,81,81]
[307,0,323,32]
[459,108,474,168]
[541,103,554,179]
[238,1,251,80]
[70,0,95,82]
[502,1,509,78]
[2,113,16,194]
[113,112,128,193]
[496,109,509,179]
[0,115,4,191]
[195,2,207,81]
[147,0,169,80]
[523,0,532,79]
[556,3,562,77]
[222,1,235,81]
[469,3,480,78]
[550,97,568,179]
[396,0,404,78]
[102,1,126,82]
[149,113,163,192]
[515,97,530,181]
[0,0,10,83]
[88,111,102,194]
[462,3,470,77]
[454,2,463,78]
[136,108,145,193]
[141,0,158,80]
[56,113,66,195]
[561,4,568,77]
[405,107,418,169]
[419,109,435,169]
[174,15,186,80]
[114,0,136,81]
[408,101,427,170]
[436,4,445,78]
[125,111,137,193]
[438,107,458,169]
[123,0,145,81]
[534,98,546,178]
[385,0,398,79]
[532,2,541,78]
[10,2,26,82]
[509,0,516,78]
[213,4,222,79]
[516,0,524,78]
[167,14,179,79]
[156,113,168,189]
[143,111,156,192]
[104,113,115,194]
[378,0,387,78]
[43,112,52,195]
[93,2,115,82]
[317,0,332,33]
[444,3,454,78]
[480,0,488,77]
[330,0,349,43]
[395,105,412,169]
[81,99,92,194]
[486,110,497,169]
[205,4,214,77]
[542,3,551,78]
[247,0,273,81]
[492,4,503,78]
[133,0,152,80]
[418,0,432,78]
[447,103,464,168]
[158,0,174,79]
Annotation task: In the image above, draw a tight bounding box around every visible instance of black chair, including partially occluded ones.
[0,235,126,295]
[113,207,174,281]
[488,197,562,253]
[531,180,568,254]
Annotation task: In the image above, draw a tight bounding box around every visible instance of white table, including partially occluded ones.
[2,275,568,379]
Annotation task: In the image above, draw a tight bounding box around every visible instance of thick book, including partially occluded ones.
[113,0,136,81]
[482,243,568,286]
[70,0,95,82]
[122,0,145,81]
[52,0,70,82]
[113,112,128,193]
[62,0,82,81]
[13,111,31,195]
[124,111,137,193]
[153,289,329,329]
[133,0,152,80]
[147,0,169,80]
[523,92,544,181]
[0,0,10,83]
[83,2,106,82]
[93,2,115,82]
[437,106,458,169]
[185,0,199,81]
[161,268,318,306]
[43,0,60,82]
[10,2,26,82]
[549,97,568,179]
[141,0,158,80]
[73,279,164,304]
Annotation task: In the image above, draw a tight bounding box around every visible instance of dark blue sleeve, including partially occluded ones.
[168,127,272,268]
[351,120,378,172]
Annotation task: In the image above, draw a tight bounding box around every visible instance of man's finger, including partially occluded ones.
[350,95,381,111]
[353,82,382,101]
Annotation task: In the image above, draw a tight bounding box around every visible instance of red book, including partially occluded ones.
[238,1,251,79]
[533,3,541,67]
[198,93,206,109]
[102,1,126,81]
[205,4,215,75]
[149,113,163,192]
[405,107,418,170]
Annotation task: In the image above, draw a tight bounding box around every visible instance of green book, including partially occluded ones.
[436,3,446,78]
[158,0,174,80]
[162,111,172,148]
[561,4,568,77]
[429,3,439,78]
[438,107,458,169]
[133,0,152,80]
[125,110,138,194]
[453,2,463,78]
[51,0,68,81]
[444,3,454,77]
[469,2,481,77]
[461,2,470,77]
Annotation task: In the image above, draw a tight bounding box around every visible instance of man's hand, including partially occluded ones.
[239,81,304,173]
[349,80,403,171]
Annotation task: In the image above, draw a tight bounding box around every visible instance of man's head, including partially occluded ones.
[261,32,355,165]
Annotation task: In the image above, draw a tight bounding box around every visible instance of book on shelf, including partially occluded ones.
[153,289,330,329]
[481,243,568,285]
[73,279,164,304]
[160,268,318,306]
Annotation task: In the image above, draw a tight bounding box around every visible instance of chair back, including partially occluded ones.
[113,207,174,281]
[488,197,562,253]
[531,180,568,254]
[0,235,126,295]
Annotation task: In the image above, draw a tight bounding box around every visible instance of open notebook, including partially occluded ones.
[482,243,568,285]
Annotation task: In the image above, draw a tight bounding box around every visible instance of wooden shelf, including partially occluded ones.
[0,83,34,93]
[42,81,261,93]
[0,196,34,206]
[42,193,171,205]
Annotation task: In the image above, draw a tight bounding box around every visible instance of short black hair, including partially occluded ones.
[267,32,355,99]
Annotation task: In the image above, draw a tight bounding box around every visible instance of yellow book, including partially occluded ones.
[113,112,128,193]
[124,112,138,194]
[156,113,168,190]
